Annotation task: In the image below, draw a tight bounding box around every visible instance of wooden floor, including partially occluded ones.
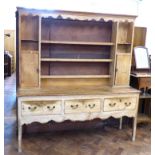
[4,73,151,155]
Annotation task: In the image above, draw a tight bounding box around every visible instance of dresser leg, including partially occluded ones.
[119,117,123,130]
[132,117,137,141]
[18,123,22,152]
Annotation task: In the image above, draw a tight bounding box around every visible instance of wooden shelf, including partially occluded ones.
[41,58,113,62]
[140,93,151,99]
[130,72,151,78]
[117,42,131,45]
[41,40,114,46]
[137,113,151,123]
[116,53,131,56]
[41,75,111,79]
[21,39,38,42]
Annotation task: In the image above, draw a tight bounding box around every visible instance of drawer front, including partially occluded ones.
[83,99,101,113]
[123,98,136,110]
[103,97,137,112]
[42,101,62,114]
[65,100,84,114]
[64,99,101,114]
[104,98,124,111]
[139,78,151,88]
[22,100,62,116]
[22,101,43,115]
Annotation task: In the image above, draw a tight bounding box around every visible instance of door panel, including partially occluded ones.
[20,50,39,88]
[115,55,131,86]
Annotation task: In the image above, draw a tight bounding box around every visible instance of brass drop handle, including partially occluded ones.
[71,104,79,109]
[124,102,131,107]
[47,105,55,111]
[109,103,116,107]
[88,104,96,109]
[28,106,37,111]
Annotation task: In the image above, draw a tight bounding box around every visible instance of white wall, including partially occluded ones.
[2,0,138,29]
[2,0,154,54]
[135,0,155,54]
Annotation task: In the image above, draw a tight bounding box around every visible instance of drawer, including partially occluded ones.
[139,78,151,89]
[103,97,137,112]
[22,101,43,116]
[64,99,101,114]
[123,98,137,110]
[22,100,62,116]
[104,98,124,111]
[83,99,101,113]
[65,100,84,114]
[42,101,62,114]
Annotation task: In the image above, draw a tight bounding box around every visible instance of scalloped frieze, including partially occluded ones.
[40,13,135,22]
[20,111,136,125]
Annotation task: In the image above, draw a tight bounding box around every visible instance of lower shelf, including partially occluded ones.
[137,113,151,123]
[41,75,111,79]
[41,58,113,62]
[140,94,151,99]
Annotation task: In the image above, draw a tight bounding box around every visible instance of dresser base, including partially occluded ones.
[17,93,139,152]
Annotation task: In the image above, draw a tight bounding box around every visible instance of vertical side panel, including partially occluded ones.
[16,10,20,89]
[111,22,118,86]
[38,16,41,87]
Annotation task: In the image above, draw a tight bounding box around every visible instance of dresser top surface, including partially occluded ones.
[17,86,140,97]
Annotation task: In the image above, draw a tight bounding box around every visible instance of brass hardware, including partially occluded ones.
[109,103,116,107]
[125,102,131,106]
[71,104,79,109]
[88,104,96,109]
[28,106,37,111]
[47,106,55,111]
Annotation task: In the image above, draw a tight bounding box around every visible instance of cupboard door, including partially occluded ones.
[115,55,131,86]
[20,50,39,88]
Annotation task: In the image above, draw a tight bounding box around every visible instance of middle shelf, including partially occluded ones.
[40,58,113,62]
[41,43,112,60]
[41,75,111,79]
[41,61,110,76]
[41,40,114,46]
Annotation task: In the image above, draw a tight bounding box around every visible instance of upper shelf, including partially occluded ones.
[117,42,131,45]
[41,40,114,46]
[41,58,113,62]
[21,39,38,42]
